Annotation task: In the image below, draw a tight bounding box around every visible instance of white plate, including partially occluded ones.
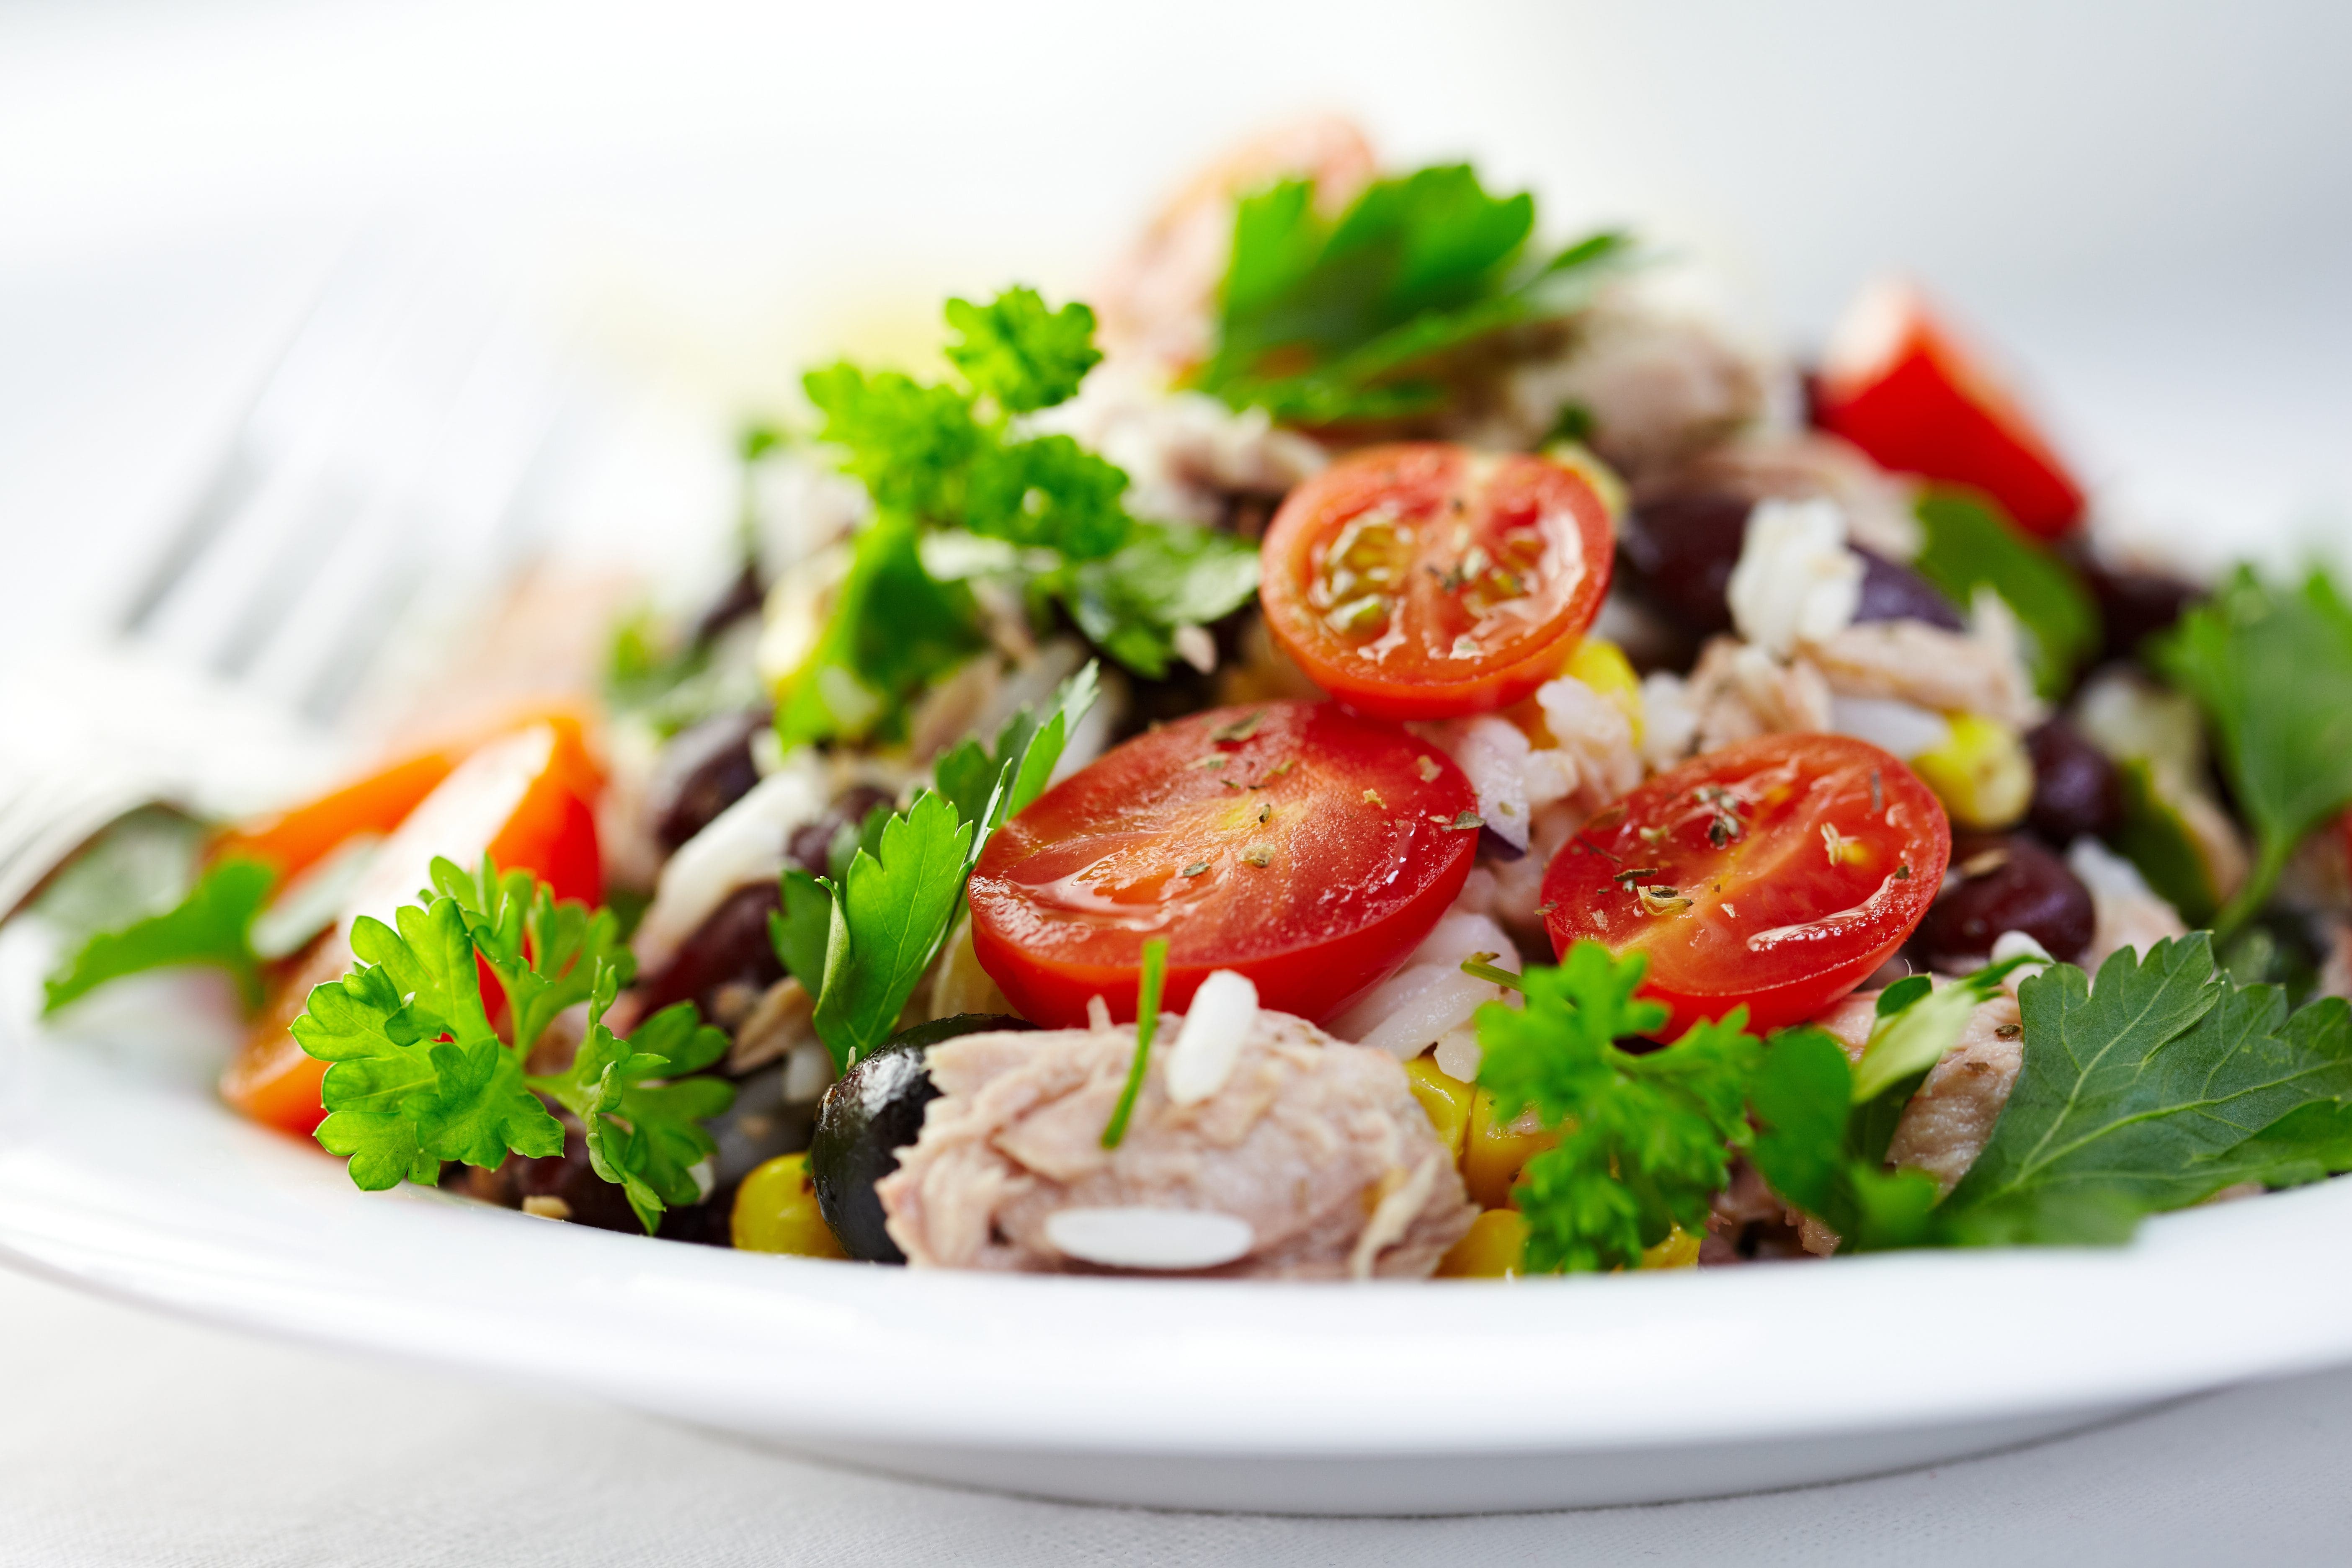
[6,922,2352,1515]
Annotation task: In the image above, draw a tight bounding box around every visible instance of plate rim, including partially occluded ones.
[8,949,2352,1462]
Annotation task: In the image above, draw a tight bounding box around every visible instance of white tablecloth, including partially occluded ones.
[4,1263,2351,1567]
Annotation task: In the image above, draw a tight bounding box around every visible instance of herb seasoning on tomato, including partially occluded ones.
[968,700,1477,1027]
[1257,443,1614,720]
[1540,733,1950,1037]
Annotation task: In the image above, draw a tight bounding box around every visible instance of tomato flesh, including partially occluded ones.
[1541,734,1950,1038]
[212,708,601,886]
[221,721,603,1137]
[1815,281,2084,541]
[969,700,1478,1027]
[1259,444,1614,720]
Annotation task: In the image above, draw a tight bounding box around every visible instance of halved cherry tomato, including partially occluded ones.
[1540,734,1950,1038]
[221,722,603,1137]
[969,700,1477,1026]
[1814,281,2085,540]
[1257,444,1614,721]
[211,707,601,886]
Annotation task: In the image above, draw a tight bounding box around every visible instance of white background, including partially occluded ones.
[4,1,2351,1560]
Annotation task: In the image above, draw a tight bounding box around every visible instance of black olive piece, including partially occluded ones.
[690,560,765,649]
[1111,602,1263,742]
[785,782,900,878]
[647,710,767,853]
[810,1013,1035,1262]
[2058,538,2205,666]
[635,881,785,1028]
[1616,491,1750,636]
[1851,549,1966,632]
[2025,718,2125,847]
[484,1113,733,1241]
[1916,833,2095,969]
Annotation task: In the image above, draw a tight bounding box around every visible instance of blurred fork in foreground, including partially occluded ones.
[0,235,580,917]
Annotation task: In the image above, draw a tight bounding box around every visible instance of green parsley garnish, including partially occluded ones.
[773,664,1099,1072]
[2156,568,2352,937]
[1197,164,1632,426]
[1940,935,2352,1242]
[783,290,1257,744]
[1911,489,2101,700]
[539,967,734,1234]
[1750,936,2352,1251]
[1101,937,1169,1149]
[289,856,735,1234]
[41,856,276,1015]
[1472,941,1760,1273]
[1745,1029,1946,1252]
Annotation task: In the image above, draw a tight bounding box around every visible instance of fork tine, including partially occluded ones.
[0,769,83,853]
[117,243,415,640]
[0,771,150,918]
[3,239,582,919]
[128,241,451,670]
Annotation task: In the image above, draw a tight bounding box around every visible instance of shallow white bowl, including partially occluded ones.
[5,923,2350,1514]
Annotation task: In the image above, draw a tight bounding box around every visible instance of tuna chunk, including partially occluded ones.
[1812,985,2025,1194]
[877,1012,1476,1279]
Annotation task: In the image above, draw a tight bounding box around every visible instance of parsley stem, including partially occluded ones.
[1460,952,1527,993]
[1101,938,1169,1149]
[2213,836,2293,944]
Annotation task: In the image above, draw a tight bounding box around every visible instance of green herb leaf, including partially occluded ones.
[428,854,631,1055]
[1941,936,2352,1239]
[291,874,733,1225]
[1102,937,1169,1148]
[793,289,1164,731]
[1849,955,2036,1104]
[1746,1027,1945,1252]
[295,899,563,1189]
[1474,942,1759,1273]
[964,432,1132,560]
[529,967,735,1234]
[808,791,975,1071]
[944,288,1104,415]
[783,663,1099,1072]
[803,363,991,523]
[1202,164,1631,425]
[1063,520,1261,678]
[2156,568,2352,936]
[41,856,276,1015]
[771,513,987,748]
[1912,489,2101,699]
[2112,757,2220,927]
[770,868,835,993]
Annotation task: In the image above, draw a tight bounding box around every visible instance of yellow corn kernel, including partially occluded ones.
[731,1153,847,1259]
[1464,1087,1561,1210]
[1540,439,1628,522]
[1911,711,2032,830]
[1403,1055,1475,1161]
[1640,1225,1703,1270]
[1437,1209,1528,1278]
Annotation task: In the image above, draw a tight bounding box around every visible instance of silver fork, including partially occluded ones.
[0,234,576,918]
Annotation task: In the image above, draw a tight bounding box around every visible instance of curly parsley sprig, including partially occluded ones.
[291,857,734,1233]
[783,289,1256,747]
[1472,941,1760,1274]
